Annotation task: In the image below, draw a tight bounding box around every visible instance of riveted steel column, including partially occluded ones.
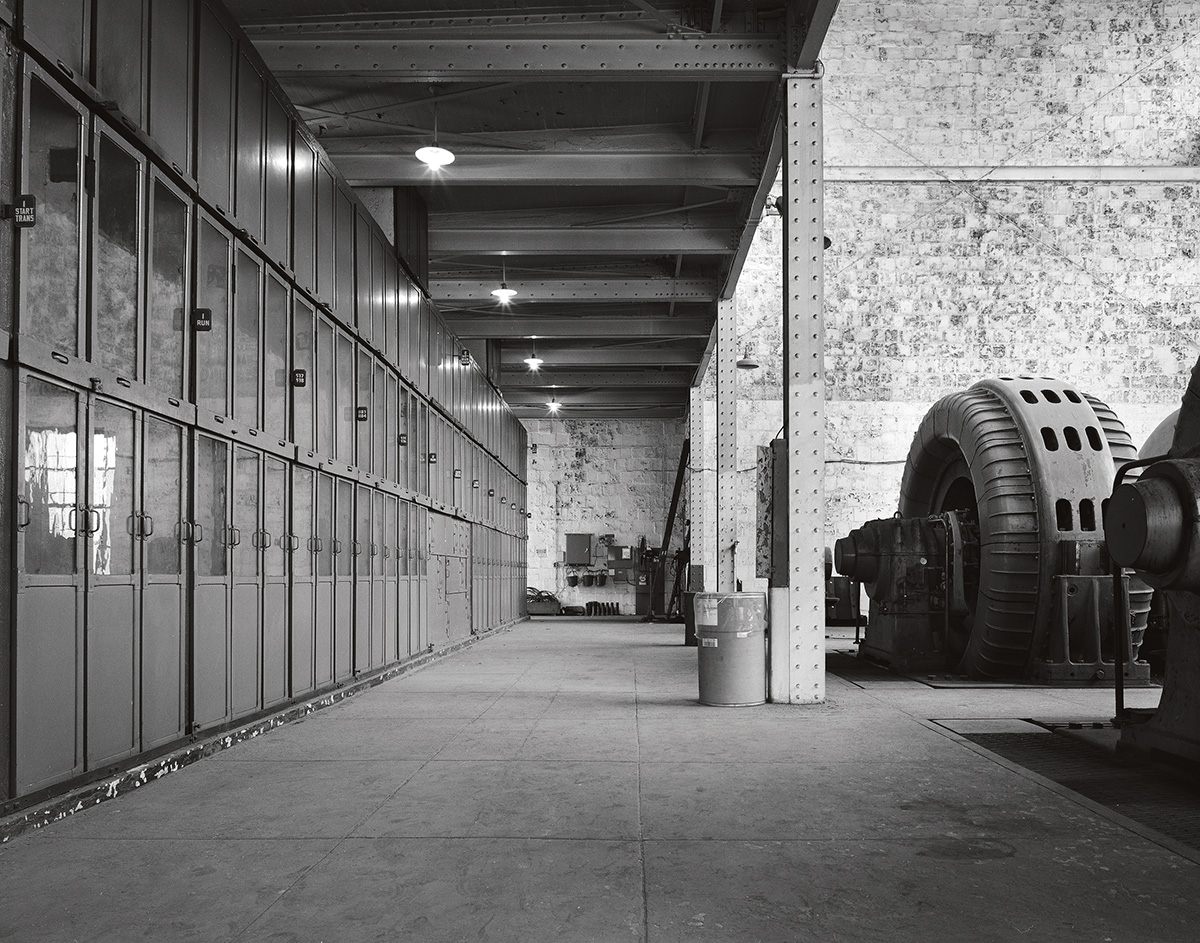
[689,384,708,591]
[773,70,826,704]
[716,298,738,592]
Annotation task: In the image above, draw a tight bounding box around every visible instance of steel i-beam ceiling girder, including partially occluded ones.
[258,36,787,81]
[448,316,712,338]
[499,369,695,387]
[431,276,718,303]
[431,225,734,256]
[497,346,702,366]
[336,150,761,187]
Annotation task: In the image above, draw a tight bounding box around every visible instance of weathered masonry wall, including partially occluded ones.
[524,419,687,614]
[721,0,1198,591]
[1,1,527,808]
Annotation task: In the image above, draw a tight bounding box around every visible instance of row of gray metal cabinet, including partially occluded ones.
[13,367,527,800]
[15,59,527,532]
[11,6,527,484]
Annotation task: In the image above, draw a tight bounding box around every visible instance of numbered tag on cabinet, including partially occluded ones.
[399,433,408,447]
[193,308,213,332]
[356,406,368,422]
[12,194,37,228]
[428,452,438,465]
[292,369,307,388]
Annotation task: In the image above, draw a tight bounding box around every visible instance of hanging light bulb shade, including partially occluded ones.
[415,145,455,168]
[736,347,760,370]
[491,282,517,303]
[491,257,517,303]
[523,355,543,371]
[415,90,454,168]
[547,396,560,414]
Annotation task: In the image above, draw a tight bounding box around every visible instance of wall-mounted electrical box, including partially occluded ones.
[607,545,637,570]
[565,533,593,566]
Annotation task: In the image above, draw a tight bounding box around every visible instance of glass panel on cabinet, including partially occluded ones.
[93,134,142,379]
[24,76,83,357]
[23,378,80,575]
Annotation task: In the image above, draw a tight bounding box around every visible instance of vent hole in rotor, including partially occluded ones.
[1042,390,1062,404]
[1020,390,1038,404]
[1079,499,1096,532]
[1041,427,1059,451]
[1064,390,1082,403]
[1064,426,1082,451]
[1056,499,1073,532]
[1086,426,1103,451]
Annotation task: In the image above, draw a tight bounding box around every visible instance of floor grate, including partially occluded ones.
[965,731,1200,852]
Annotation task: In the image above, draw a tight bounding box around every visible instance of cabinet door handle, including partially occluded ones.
[193,522,205,544]
[142,514,155,538]
[16,496,31,529]
[228,526,241,547]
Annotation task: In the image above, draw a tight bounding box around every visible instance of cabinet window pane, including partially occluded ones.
[147,182,188,398]
[144,418,182,575]
[233,250,261,427]
[25,78,82,356]
[24,378,79,575]
[264,276,288,437]
[196,221,230,417]
[94,136,141,379]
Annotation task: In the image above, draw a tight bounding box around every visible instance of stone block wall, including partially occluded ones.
[524,418,688,613]
[707,0,1198,593]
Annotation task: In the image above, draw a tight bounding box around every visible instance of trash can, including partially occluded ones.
[694,592,768,706]
[683,592,698,647]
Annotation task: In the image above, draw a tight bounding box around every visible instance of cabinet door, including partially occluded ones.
[313,472,335,687]
[264,94,291,268]
[95,0,147,129]
[195,217,232,419]
[192,433,230,728]
[141,416,186,749]
[332,478,354,681]
[383,494,398,664]
[315,162,335,307]
[264,273,289,440]
[196,4,235,212]
[353,485,372,673]
[86,398,140,769]
[234,53,265,242]
[371,491,386,667]
[262,456,289,707]
[292,296,315,453]
[21,71,86,359]
[356,350,373,473]
[16,375,86,794]
[335,331,354,465]
[24,0,89,80]
[231,447,261,718]
[291,466,316,697]
[92,127,145,380]
[146,176,190,400]
[315,315,335,458]
[233,249,262,429]
[334,188,355,326]
[147,0,192,175]
[373,363,387,478]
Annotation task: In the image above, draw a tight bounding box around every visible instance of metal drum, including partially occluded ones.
[694,592,767,706]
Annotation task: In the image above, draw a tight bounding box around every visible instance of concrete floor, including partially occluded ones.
[2,619,1198,942]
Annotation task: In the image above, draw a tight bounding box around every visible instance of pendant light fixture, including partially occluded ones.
[415,88,455,168]
[547,396,560,414]
[523,337,542,371]
[736,346,760,370]
[491,256,517,304]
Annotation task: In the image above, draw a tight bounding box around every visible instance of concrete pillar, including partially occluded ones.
[715,297,738,592]
[770,70,826,704]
